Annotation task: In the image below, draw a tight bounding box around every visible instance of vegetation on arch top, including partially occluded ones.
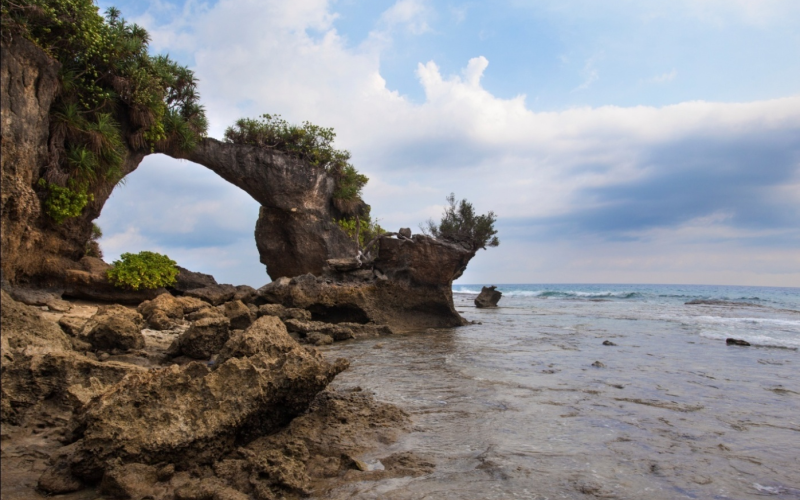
[2,0,208,222]
[224,114,368,212]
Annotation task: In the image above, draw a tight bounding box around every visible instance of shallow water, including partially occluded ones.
[319,285,800,499]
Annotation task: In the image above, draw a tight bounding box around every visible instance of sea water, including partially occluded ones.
[320,284,800,499]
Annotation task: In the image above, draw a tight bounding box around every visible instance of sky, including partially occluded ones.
[94,0,800,288]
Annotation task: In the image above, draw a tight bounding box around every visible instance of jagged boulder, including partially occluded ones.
[217,316,298,364]
[233,285,257,304]
[185,284,238,306]
[1,292,140,424]
[185,307,225,322]
[176,296,211,315]
[138,292,184,330]
[171,266,218,293]
[284,319,354,342]
[84,305,146,352]
[257,303,312,322]
[66,339,349,481]
[222,300,254,330]
[172,316,231,359]
[474,285,502,308]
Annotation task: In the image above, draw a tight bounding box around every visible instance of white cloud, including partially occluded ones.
[100,0,800,286]
[572,55,601,92]
[646,69,677,84]
[379,0,433,35]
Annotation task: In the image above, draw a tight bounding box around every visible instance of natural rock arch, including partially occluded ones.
[1,36,476,328]
[162,138,358,280]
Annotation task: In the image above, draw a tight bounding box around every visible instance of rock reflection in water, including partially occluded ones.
[318,294,800,500]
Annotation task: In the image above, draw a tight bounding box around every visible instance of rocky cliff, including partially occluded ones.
[1,36,476,328]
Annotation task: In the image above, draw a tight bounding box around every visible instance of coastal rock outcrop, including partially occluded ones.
[171,316,231,359]
[259,234,474,329]
[66,332,348,481]
[168,138,358,280]
[83,305,146,352]
[475,285,502,308]
[171,266,218,293]
[0,292,141,424]
[1,37,480,331]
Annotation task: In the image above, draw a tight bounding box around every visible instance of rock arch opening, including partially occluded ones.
[95,154,265,287]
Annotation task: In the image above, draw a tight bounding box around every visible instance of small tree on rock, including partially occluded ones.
[423,193,499,252]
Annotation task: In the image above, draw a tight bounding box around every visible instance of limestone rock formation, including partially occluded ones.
[67,339,348,481]
[259,235,475,329]
[0,292,141,424]
[1,37,482,331]
[475,285,502,308]
[171,266,218,293]
[172,316,231,360]
[1,37,60,281]
[64,257,166,304]
[1,38,145,285]
[138,292,185,330]
[217,316,299,364]
[83,305,146,352]
[168,138,358,280]
[185,284,238,306]
[222,299,255,330]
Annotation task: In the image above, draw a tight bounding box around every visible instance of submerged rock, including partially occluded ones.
[474,285,502,308]
[726,338,751,346]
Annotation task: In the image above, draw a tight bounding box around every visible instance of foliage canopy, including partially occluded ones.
[106,251,178,290]
[2,0,208,221]
[224,114,368,210]
[423,193,499,252]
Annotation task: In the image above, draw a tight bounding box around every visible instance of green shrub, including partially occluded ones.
[106,251,178,290]
[38,179,93,224]
[3,0,207,188]
[335,210,385,249]
[423,193,499,252]
[224,114,367,208]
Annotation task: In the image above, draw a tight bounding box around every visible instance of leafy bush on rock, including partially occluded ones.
[423,193,499,252]
[224,114,367,212]
[106,251,178,290]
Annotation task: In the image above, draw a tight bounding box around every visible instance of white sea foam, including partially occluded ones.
[696,316,800,328]
[698,330,800,349]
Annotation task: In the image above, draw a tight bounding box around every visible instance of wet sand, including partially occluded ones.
[317,295,800,499]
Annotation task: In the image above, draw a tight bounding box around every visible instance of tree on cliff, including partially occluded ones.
[2,0,207,223]
[423,193,499,252]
